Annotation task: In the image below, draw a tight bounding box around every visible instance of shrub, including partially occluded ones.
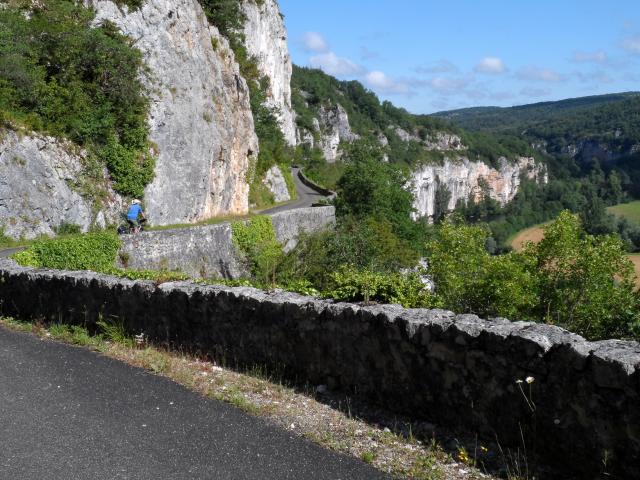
[12,232,121,272]
[0,1,152,197]
[325,265,439,308]
[231,216,284,286]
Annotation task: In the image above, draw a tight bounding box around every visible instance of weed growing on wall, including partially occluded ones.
[325,265,439,308]
[231,216,283,286]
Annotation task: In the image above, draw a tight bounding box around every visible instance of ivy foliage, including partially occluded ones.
[0,0,153,198]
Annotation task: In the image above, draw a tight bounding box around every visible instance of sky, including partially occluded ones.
[279,0,640,114]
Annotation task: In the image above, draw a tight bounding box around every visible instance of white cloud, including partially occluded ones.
[309,52,363,76]
[364,71,410,94]
[415,59,459,74]
[428,76,472,94]
[572,51,608,64]
[302,32,329,53]
[520,87,551,97]
[622,36,640,54]
[474,57,506,74]
[573,70,614,84]
[516,66,564,82]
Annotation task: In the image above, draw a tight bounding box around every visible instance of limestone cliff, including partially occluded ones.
[262,165,291,203]
[0,130,122,239]
[412,156,547,219]
[242,0,296,145]
[295,103,359,162]
[89,0,259,226]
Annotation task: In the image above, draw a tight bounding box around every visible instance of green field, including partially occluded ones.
[607,201,640,224]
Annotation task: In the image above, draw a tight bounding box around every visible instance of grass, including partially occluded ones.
[607,200,640,224]
[145,213,258,232]
[0,316,493,480]
[300,161,345,191]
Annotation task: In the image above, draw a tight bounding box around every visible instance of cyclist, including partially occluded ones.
[126,199,145,233]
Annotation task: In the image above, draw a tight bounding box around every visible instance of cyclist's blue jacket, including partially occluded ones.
[127,204,143,220]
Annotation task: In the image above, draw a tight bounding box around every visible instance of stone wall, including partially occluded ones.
[0,258,638,478]
[118,207,335,279]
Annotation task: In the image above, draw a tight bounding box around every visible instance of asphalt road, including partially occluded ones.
[0,247,23,258]
[260,167,328,215]
[0,327,387,480]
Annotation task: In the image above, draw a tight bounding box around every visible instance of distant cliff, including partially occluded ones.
[411,156,547,218]
[291,66,545,217]
[242,0,296,146]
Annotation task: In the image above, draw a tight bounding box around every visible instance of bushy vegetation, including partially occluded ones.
[231,216,283,285]
[0,0,153,198]
[10,231,187,282]
[325,265,438,308]
[426,212,640,340]
[291,66,539,174]
[12,232,122,271]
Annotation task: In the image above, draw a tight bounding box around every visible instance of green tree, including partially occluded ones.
[0,0,151,198]
[425,220,537,318]
[335,140,418,242]
[529,211,640,339]
[433,178,451,224]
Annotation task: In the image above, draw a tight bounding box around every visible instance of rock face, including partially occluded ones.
[297,104,358,163]
[560,139,640,165]
[262,165,291,203]
[88,0,258,226]
[0,130,122,239]
[423,132,465,151]
[242,0,296,146]
[412,156,547,218]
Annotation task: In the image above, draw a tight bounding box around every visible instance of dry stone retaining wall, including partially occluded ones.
[118,207,335,279]
[0,259,638,478]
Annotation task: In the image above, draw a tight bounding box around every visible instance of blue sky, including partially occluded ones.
[279,0,640,113]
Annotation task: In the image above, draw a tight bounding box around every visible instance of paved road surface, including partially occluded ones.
[0,327,387,480]
[260,167,328,215]
[0,247,23,258]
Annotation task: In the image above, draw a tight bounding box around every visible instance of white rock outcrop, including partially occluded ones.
[262,165,291,203]
[88,0,258,226]
[412,156,547,218]
[317,104,359,162]
[242,0,296,145]
[0,130,122,239]
[424,132,465,151]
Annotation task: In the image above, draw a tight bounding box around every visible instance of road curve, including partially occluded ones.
[260,167,329,215]
[0,326,387,480]
[0,247,24,258]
